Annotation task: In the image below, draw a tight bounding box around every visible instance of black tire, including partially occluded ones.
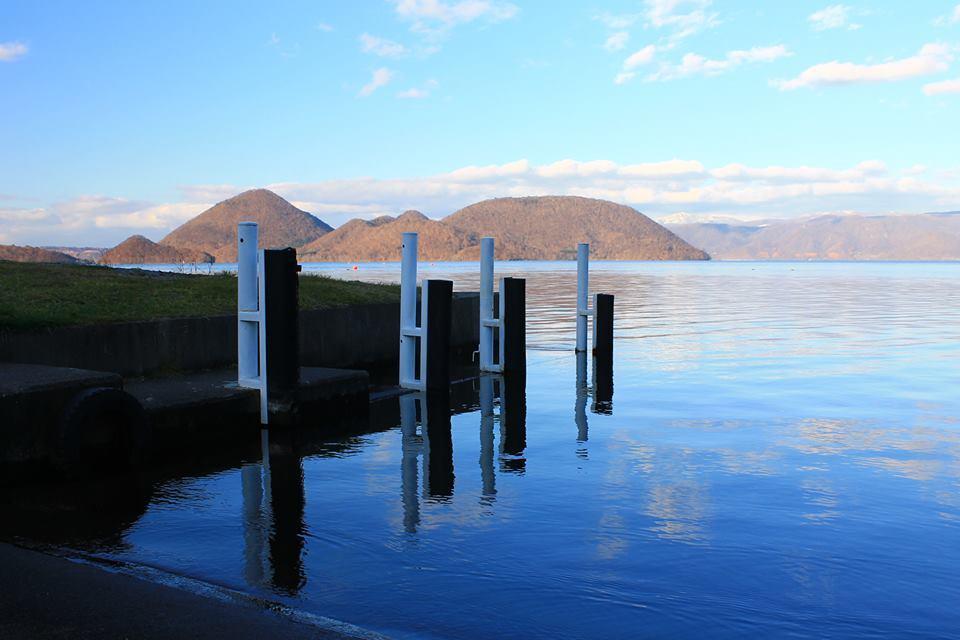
[56,387,150,476]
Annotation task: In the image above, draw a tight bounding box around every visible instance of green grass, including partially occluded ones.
[0,261,400,330]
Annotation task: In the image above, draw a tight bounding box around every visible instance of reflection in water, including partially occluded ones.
[9,263,960,639]
[400,394,421,533]
[499,373,527,474]
[575,351,615,454]
[424,391,455,501]
[479,375,497,501]
[399,390,458,531]
[592,352,613,414]
[241,429,307,595]
[575,353,588,448]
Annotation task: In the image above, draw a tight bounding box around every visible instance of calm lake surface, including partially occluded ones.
[23,262,960,638]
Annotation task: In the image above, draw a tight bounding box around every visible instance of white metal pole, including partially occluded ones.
[400,232,420,389]
[479,237,498,372]
[576,242,590,352]
[238,223,259,383]
[238,222,258,311]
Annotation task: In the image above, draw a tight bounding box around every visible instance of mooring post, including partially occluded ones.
[423,279,453,392]
[399,232,422,390]
[576,243,591,352]
[593,293,613,357]
[479,237,500,373]
[499,277,526,374]
[262,248,300,397]
[237,222,269,424]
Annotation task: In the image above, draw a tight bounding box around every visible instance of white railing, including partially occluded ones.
[479,237,502,373]
[237,222,269,424]
[576,242,592,352]
[399,232,426,390]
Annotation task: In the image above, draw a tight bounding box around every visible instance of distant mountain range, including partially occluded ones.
[93,190,707,263]
[159,189,333,262]
[100,235,214,265]
[300,195,707,261]
[667,212,960,260]
[0,245,78,264]
[7,188,960,264]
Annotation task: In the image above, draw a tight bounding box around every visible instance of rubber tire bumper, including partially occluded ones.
[56,387,150,475]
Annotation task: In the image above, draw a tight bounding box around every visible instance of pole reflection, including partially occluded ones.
[241,428,307,596]
[499,373,527,474]
[575,351,614,457]
[424,391,455,501]
[479,375,497,502]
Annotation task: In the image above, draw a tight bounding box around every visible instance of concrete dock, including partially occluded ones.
[1,363,370,480]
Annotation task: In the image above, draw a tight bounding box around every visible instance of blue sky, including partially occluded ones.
[1,0,959,245]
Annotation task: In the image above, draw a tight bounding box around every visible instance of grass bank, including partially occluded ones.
[0,261,399,330]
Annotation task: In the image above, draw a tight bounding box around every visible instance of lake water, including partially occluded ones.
[14,261,960,638]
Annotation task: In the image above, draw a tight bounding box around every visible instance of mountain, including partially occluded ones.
[99,235,214,265]
[300,210,476,261]
[668,213,960,260]
[42,246,106,263]
[446,196,708,260]
[160,189,332,262]
[0,245,79,264]
[302,196,709,262]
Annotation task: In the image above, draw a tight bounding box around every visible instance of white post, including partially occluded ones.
[576,243,590,352]
[399,232,424,390]
[237,222,268,424]
[238,222,259,382]
[479,237,500,373]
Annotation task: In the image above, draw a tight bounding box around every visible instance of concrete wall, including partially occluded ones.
[0,293,480,377]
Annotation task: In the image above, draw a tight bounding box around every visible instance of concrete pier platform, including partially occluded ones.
[0,364,122,474]
[1,364,370,478]
[126,366,370,450]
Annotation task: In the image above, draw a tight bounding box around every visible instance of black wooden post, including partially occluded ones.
[501,277,526,374]
[263,248,300,395]
[424,279,453,392]
[593,293,614,357]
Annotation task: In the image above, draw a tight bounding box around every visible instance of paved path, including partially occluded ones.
[0,543,379,639]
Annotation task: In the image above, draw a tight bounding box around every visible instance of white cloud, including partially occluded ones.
[648,45,790,81]
[391,0,518,37]
[0,41,28,62]
[358,67,394,97]
[593,12,641,30]
[360,33,408,57]
[397,78,438,99]
[644,0,718,43]
[934,4,960,26]
[809,5,857,31]
[615,45,656,83]
[8,159,960,245]
[776,42,955,90]
[258,159,960,225]
[604,31,630,52]
[924,76,960,95]
[397,87,429,98]
[317,22,334,32]
[624,45,657,69]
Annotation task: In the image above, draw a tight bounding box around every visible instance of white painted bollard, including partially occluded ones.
[399,232,424,390]
[479,237,501,373]
[237,222,269,424]
[576,242,591,352]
